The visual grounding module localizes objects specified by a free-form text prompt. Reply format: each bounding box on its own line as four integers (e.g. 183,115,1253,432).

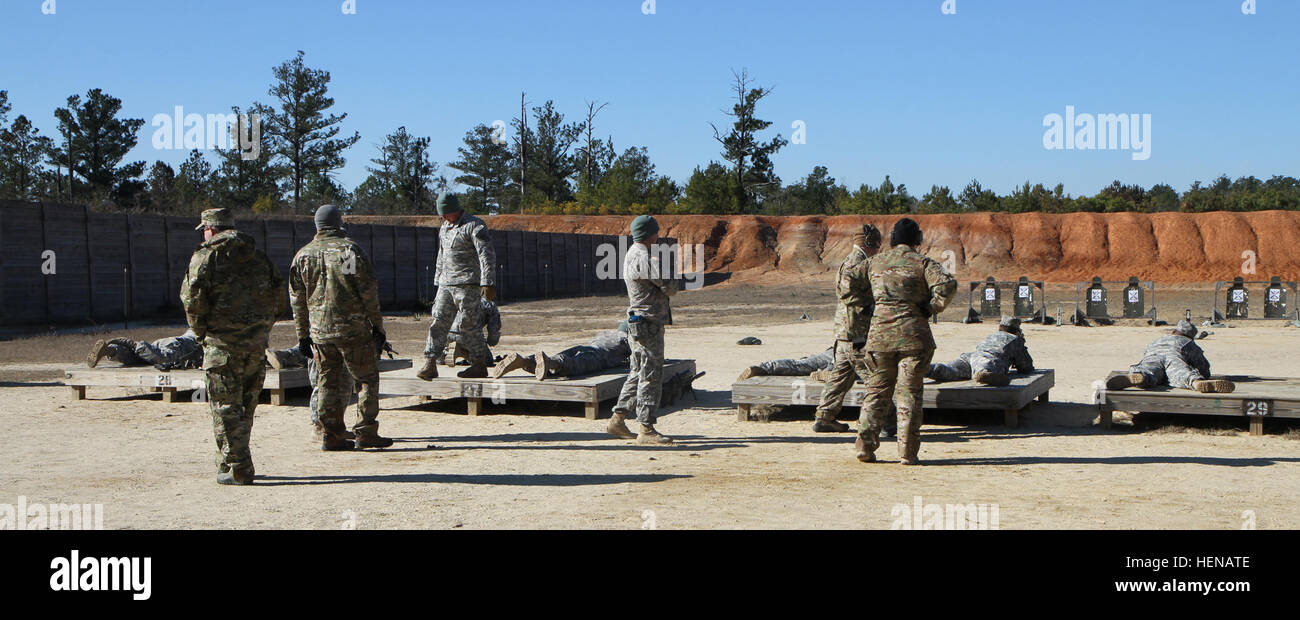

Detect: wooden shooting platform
379,359,697,419
732,369,1055,427
1098,372,1300,437
63,358,413,406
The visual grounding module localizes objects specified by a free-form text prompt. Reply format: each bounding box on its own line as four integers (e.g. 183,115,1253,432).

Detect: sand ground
2,285,1297,529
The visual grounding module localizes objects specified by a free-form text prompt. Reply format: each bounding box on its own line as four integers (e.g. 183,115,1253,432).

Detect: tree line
2,56,1298,217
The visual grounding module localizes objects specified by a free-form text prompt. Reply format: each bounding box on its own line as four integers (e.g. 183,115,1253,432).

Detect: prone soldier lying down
927,316,1033,387
87,330,203,370
1106,320,1235,394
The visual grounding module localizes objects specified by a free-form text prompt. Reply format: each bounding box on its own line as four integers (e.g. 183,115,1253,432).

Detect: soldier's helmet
1174,319,1197,338
999,316,1022,334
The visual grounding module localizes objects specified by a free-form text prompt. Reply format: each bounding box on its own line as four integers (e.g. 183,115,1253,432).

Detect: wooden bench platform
732,369,1055,427
379,359,697,419
64,358,414,406
1098,372,1300,436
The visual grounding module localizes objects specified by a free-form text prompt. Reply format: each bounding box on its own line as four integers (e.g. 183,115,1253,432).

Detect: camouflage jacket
146,330,204,369
289,228,383,343
974,331,1035,372
623,242,676,325
865,244,958,351
588,329,632,357
180,230,285,352
436,214,496,287
451,297,502,346
1139,335,1211,377
833,245,873,341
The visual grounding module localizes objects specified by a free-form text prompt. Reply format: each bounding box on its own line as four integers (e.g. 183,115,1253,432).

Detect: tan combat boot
354,426,394,449
606,413,638,439
855,434,877,463
416,357,439,381
1193,379,1236,394
265,349,290,369
216,469,254,486
87,339,109,368
736,366,764,382
637,423,675,445
974,371,1011,387
1106,373,1146,390
492,353,535,379
534,352,555,381
812,414,850,433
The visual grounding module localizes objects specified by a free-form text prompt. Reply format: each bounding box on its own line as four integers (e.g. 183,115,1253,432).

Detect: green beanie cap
437,193,462,216
630,215,659,242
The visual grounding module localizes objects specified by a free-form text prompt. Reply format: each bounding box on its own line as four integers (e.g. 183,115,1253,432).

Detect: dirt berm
349,211,1300,284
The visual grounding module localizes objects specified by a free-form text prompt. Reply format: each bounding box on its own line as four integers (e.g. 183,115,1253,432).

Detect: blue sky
2,0,1296,197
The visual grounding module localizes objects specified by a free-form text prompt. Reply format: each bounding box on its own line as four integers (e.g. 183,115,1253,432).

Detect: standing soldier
180,208,284,486
418,193,497,380
855,218,957,465
812,224,882,433
607,215,677,445
289,204,392,451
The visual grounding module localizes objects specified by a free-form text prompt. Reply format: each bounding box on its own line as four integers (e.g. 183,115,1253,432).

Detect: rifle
661,369,706,406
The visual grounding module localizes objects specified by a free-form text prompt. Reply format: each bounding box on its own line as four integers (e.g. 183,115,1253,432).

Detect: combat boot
855,434,876,463
606,412,638,439
321,433,355,451
1105,373,1146,390
637,424,675,445
265,348,290,369
354,426,394,449
416,357,439,381
534,352,555,381
736,366,764,382
812,415,850,433
1193,379,1236,394
973,371,1011,387
491,353,536,379
216,469,254,486
457,363,489,379
87,339,110,368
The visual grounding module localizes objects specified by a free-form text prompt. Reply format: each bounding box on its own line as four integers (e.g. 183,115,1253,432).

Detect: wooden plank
732,370,1056,415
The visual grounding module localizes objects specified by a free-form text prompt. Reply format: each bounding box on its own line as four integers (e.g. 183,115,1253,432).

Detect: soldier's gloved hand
481,285,497,302
299,338,314,359
372,326,387,348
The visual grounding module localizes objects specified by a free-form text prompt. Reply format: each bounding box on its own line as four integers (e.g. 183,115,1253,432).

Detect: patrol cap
1174,319,1197,338
195,208,235,230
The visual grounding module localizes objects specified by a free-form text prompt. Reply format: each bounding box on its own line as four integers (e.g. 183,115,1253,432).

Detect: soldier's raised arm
924,258,959,315
180,252,211,341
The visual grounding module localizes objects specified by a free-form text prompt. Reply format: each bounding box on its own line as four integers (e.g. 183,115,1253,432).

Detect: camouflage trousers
928,351,1009,382
1130,355,1205,390
424,284,491,365
313,335,380,437
308,357,355,426
205,346,266,476
613,320,665,425
551,344,629,378
859,349,934,462
759,348,834,376
106,342,147,366
814,341,897,428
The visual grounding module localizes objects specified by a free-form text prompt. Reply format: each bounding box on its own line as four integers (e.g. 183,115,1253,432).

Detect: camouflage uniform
1128,334,1211,390
759,346,835,376
929,331,1034,382
102,331,203,369
546,330,631,378
815,244,873,420
180,230,284,478
270,344,355,424
614,242,676,424
448,297,502,360
289,228,384,439
858,245,958,461
424,214,496,365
